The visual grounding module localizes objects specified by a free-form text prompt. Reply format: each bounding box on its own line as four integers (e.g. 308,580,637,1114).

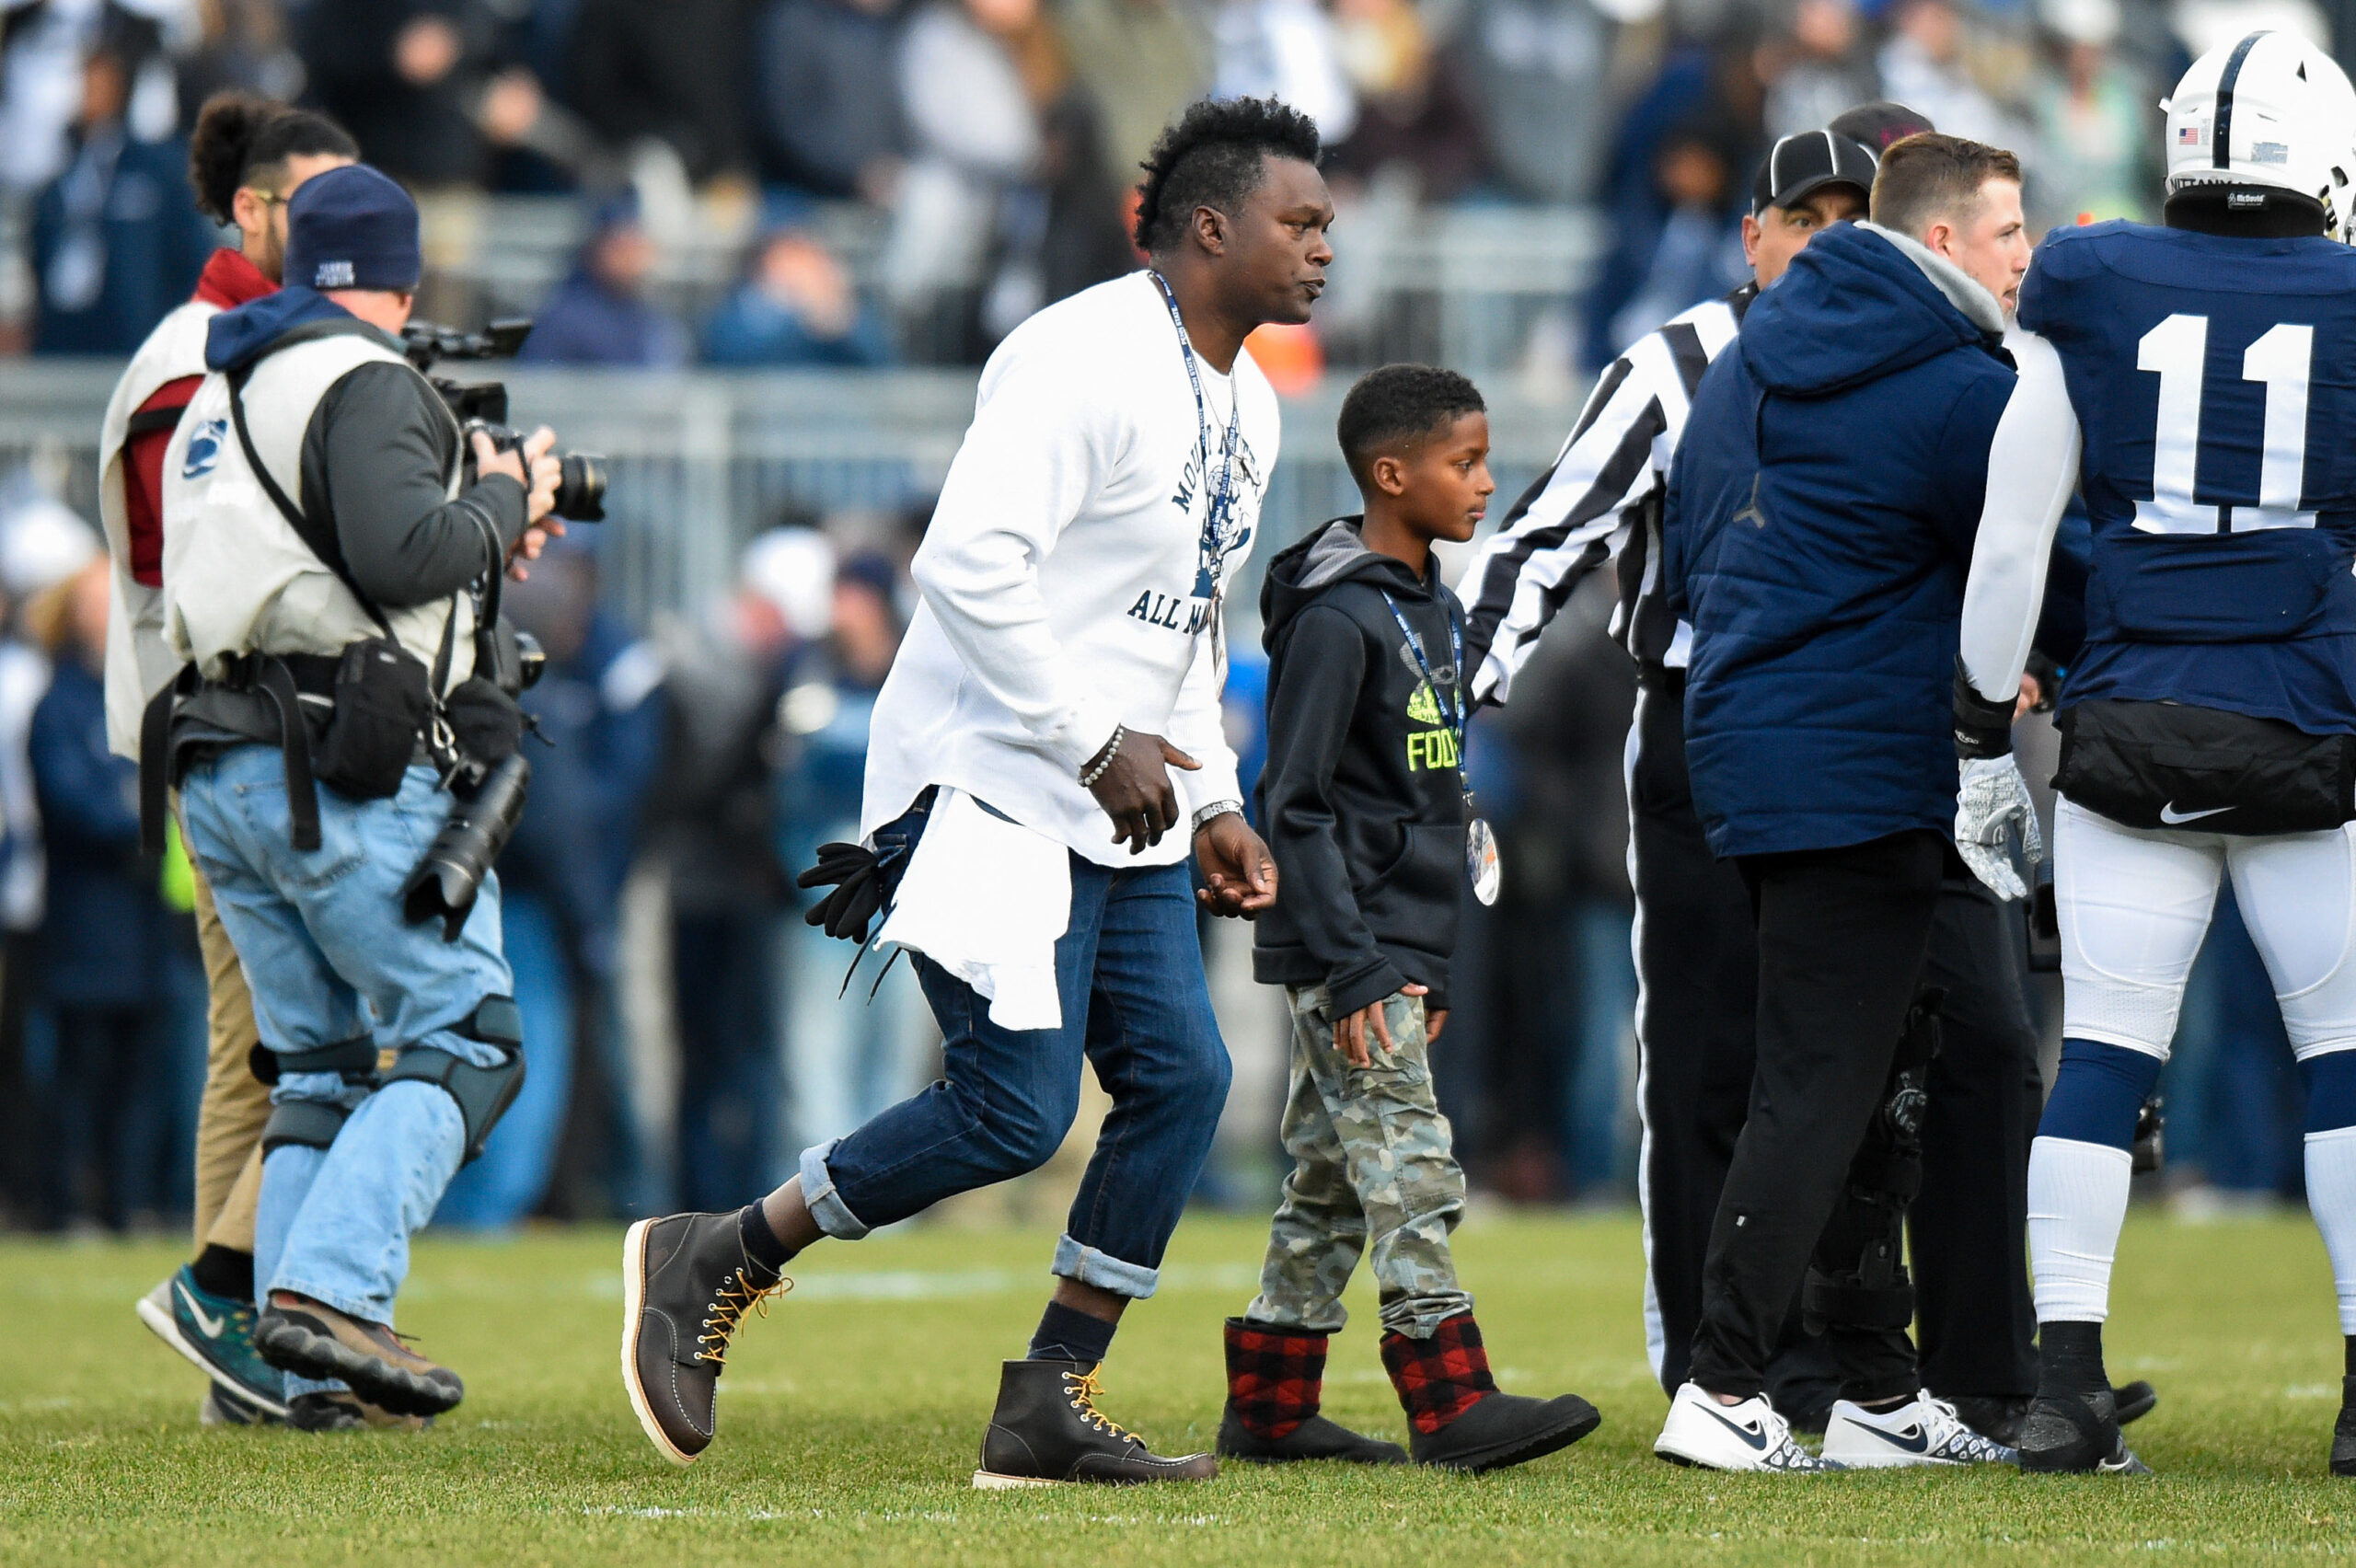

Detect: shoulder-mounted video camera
400,317,608,523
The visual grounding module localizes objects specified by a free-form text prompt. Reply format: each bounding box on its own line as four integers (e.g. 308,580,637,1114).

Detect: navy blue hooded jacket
1664,221,2015,859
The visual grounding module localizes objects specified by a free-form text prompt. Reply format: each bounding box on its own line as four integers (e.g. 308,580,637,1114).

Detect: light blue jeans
179,747,512,1395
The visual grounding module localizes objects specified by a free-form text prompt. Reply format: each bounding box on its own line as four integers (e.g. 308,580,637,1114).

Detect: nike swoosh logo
1858,1423,1931,1454
2158,802,2234,824
1696,1402,1770,1450
176,1280,227,1340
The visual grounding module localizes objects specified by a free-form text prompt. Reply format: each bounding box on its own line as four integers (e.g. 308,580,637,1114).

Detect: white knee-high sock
2028,1136,2135,1323
2305,1127,2356,1335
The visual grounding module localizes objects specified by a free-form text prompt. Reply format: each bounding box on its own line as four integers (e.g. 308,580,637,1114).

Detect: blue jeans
800,853,1231,1299
179,747,512,1387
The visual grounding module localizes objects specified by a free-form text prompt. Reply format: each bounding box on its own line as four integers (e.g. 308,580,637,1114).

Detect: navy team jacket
1664,221,2015,859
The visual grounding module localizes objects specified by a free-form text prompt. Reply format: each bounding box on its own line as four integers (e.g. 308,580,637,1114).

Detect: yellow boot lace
694,1269,791,1366
1062,1369,1137,1442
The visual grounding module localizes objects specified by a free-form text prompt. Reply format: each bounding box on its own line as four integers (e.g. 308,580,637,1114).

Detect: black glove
797,841,885,941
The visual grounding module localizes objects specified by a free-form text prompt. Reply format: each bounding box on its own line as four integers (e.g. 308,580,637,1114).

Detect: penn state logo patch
314,259,356,288
180,419,227,479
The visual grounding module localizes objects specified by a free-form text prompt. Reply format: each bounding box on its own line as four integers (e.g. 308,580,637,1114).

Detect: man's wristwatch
1191,800,1243,833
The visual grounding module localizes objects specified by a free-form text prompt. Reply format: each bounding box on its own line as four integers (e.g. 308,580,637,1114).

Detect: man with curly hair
619,96,1334,1486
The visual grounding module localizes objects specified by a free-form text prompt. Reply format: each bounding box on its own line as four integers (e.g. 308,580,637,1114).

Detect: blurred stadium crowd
0,0,2333,1234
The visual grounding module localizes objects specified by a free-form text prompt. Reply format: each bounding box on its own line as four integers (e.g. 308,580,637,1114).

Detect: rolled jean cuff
1052,1233,1158,1299
799,1139,872,1241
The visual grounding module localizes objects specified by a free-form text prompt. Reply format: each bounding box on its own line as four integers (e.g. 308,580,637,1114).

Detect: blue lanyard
1380,589,1466,760
1149,271,1241,566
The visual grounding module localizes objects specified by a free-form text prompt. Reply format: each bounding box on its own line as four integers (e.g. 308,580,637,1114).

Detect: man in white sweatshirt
621,96,1333,1485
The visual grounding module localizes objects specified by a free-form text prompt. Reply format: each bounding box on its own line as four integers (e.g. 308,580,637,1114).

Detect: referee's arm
1456,343,1671,708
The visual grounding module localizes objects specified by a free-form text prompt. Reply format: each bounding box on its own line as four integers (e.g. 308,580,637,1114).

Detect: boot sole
135,1292,291,1419
972,1471,1064,1489
1428,1405,1602,1473
254,1317,459,1418
619,1218,701,1468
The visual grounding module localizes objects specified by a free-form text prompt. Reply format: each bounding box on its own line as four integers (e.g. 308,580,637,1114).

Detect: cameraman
158,165,560,1423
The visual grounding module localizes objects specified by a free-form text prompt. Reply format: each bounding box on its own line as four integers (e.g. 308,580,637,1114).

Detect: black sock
2039,1320,2107,1399
737,1205,793,1275
189,1245,253,1304
1028,1300,1116,1366
2344,1335,2355,1382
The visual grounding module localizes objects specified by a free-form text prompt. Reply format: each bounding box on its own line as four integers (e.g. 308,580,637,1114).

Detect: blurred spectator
174,0,307,114
1584,31,1762,370
1606,119,1748,351
1760,0,1875,139
752,0,907,201
981,87,1137,340
1452,0,1612,204
2029,0,2154,225
0,484,98,1228
436,541,666,1228
293,0,500,186
1057,0,1213,190
1875,0,2023,151
1,0,176,198
881,0,1048,319
776,551,929,1150
518,197,691,366
563,0,750,186
30,25,215,354
644,525,829,1208
1212,0,1357,143
29,553,200,1230
704,223,895,366
1322,0,1491,201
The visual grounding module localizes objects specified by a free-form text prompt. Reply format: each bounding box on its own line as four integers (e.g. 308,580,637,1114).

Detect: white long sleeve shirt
861,270,1276,867
1958,327,2081,707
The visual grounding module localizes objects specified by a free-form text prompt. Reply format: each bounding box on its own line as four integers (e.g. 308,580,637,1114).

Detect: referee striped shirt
1461,283,1754,705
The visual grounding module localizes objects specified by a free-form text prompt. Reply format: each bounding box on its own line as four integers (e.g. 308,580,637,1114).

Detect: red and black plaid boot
1380,1312,1600,1471
1216,1319,1406,1464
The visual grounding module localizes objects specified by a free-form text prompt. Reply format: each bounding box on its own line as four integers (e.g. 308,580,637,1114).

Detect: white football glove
1955,754,2045,902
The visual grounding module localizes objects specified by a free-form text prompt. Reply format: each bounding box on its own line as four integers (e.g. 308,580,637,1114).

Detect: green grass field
6,1209,2355,1565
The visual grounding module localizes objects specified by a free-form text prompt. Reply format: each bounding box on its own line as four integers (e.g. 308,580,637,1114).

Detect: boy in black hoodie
1217,365,1601,1471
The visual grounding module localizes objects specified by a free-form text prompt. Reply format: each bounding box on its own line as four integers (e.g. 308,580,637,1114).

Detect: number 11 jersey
2018,219,2356,734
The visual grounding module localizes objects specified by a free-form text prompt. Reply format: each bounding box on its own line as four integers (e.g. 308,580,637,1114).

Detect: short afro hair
1336,364,1486,489
1134,96,1322,254
188,93,358,224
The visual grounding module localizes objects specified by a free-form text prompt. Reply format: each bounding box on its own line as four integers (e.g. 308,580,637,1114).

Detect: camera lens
553,453,607,522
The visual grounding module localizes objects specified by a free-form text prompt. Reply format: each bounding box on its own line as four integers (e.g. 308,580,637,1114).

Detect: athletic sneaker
199,1386,264,1427
2017,1387,2153,1475
620,1212,788,1466
286,1390,433,1433
136,1267,290,1419
1820,1392,2019,1468
2330,1375,2356,1477
1655,1382,1842,1472
1946,1379,2156,1447
256,1294,463,1417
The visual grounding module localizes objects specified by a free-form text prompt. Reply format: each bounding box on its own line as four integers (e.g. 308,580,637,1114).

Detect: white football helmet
2163,29,2356,239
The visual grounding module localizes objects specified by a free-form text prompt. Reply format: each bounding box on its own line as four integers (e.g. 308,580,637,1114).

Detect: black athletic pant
1687,828,1946,1403
1629,681,2039,1404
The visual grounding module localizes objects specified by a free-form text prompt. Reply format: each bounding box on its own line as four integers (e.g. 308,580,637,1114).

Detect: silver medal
1467,815,1501,906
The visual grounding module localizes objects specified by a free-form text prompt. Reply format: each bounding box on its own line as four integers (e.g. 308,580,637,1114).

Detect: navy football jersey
2018,220,2356,733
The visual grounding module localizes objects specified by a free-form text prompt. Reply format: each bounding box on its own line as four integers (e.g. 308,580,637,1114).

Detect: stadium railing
0,362,1585,631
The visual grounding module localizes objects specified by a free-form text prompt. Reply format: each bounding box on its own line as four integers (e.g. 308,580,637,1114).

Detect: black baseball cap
1751,129,1881,216
1827,100,1936,154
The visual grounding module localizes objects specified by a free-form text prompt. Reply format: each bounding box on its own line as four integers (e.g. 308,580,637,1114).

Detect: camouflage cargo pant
1243,986,1472,1338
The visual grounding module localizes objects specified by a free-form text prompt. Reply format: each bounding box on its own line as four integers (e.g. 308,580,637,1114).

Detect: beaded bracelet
1077,724,1127,789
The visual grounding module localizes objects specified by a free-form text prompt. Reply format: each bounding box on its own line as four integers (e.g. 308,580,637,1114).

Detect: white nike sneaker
1820,1391,2019,1468
1656,1382,1842,1472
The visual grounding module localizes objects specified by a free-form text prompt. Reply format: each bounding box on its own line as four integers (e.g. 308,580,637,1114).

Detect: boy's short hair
1869,133,2022,241
1336,364,1486,490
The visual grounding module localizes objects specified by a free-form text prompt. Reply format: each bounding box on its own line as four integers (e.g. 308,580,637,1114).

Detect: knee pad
2303,1048,2356,1135
261,1099,352,1156
2038,1037,2163,1151
380,997,525,1164
249,1035,380,1087
1803,992,1943,1335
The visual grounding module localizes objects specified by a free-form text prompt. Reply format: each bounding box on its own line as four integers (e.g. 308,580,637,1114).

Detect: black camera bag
2054,696,2356,836
308,637,433,800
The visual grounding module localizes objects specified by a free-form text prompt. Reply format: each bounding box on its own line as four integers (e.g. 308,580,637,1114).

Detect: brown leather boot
974,1360,1218,1486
